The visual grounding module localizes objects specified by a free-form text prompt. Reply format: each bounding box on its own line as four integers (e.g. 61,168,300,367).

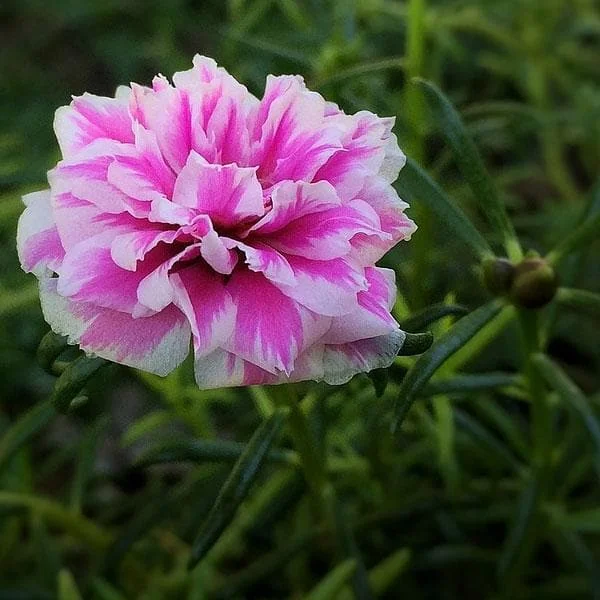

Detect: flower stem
274,385,335,523
501,310,552,594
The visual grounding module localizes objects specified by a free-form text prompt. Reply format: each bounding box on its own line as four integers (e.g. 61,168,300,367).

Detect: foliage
1,0,599,598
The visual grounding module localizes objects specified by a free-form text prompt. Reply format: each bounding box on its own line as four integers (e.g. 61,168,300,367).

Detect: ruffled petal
39,277,190,376
17,191,64,276
321,329,406,385
57,233,173,313
171,264,236,357
223,269,330,374
249,181,385,260
172,152,264,227
323,267,399,344
275,255,367,317
54,92,134,158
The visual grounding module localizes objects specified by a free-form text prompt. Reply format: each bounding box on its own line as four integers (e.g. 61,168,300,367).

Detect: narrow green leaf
368,549,412,596
396,158,493,260
546,212,600,266
422,372,520,396
135,437,297,469
398,331,434,356
305,559,357,600
121,410,174,447
333,496,374,600
0,400,55,475
532,354,600,474
58,569,82,600
0,491,111,550
399,303,468,332
392,300,503,431
454,409,523,472
367,368,389,398
36,331,68,373
89,578,127,600
555,288,600,319
497,474,543,588
188,410,285,569
70,416,109,513
31,515,61,589
558,508,600,534
413,78,522,261
51,356,106,413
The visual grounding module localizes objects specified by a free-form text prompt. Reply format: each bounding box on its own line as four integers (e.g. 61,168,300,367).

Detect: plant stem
275,385,334,523
501,310,552,594
405,0,430,307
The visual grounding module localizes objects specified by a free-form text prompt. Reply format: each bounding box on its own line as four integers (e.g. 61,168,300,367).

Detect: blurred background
1,0,599,598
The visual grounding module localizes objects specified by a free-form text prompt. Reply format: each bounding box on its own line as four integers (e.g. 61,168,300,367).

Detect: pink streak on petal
224,269,330,374
171,264,236,356
323,267,399,344
172,152,264,227
17,190,65,276
39,278,190,376
57,234,173,313
275,255,367,317
54,92,134,158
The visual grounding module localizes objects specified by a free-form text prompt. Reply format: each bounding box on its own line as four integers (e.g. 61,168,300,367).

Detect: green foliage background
1,0,599,598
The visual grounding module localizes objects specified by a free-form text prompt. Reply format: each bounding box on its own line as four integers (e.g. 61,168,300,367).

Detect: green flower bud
482,257,515,295
510,257,558,309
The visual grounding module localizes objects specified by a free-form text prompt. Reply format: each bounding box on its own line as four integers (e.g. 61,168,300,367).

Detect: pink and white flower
17,55,416,388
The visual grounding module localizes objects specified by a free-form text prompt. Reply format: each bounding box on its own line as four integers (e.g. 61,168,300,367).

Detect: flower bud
510,257,558,309
482,257,515,295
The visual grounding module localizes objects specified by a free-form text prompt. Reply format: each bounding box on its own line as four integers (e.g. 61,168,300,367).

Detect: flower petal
223,269,330,374
275,255,367,317
39,277,190,376
172,151,264,228
17,190,64,276
57,233,173,313
250,181,385,260
134,83,192,173
321,329,405,385
171,264,236,357
54,92,134,158
250,75,330,186
323,267,399,344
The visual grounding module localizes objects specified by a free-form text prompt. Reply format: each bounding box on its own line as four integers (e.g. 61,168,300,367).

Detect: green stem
0,491,111,550
502,311,552,593
274,385,334,522
405,0,430,307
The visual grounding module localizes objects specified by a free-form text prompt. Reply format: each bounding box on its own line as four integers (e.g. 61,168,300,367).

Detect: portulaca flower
17,55,416,387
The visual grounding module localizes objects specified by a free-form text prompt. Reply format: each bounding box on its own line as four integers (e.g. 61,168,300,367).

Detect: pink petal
275,255,367,317
39,278,190,376
134,83,192,173
135,244,201,314
233,240,295,286
171,264,236,356
49,139,150,218
57,233,173,313
54,92,134,158
320,329,405,385
249,75,329,186
172,56,257,166
111,227,181,271
17,191,65,276
315,112,398,199
223,270,330,374
323,267,399,344
349,176,417,264
250,181,385,260
172,152,264,228
106,125,175,202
